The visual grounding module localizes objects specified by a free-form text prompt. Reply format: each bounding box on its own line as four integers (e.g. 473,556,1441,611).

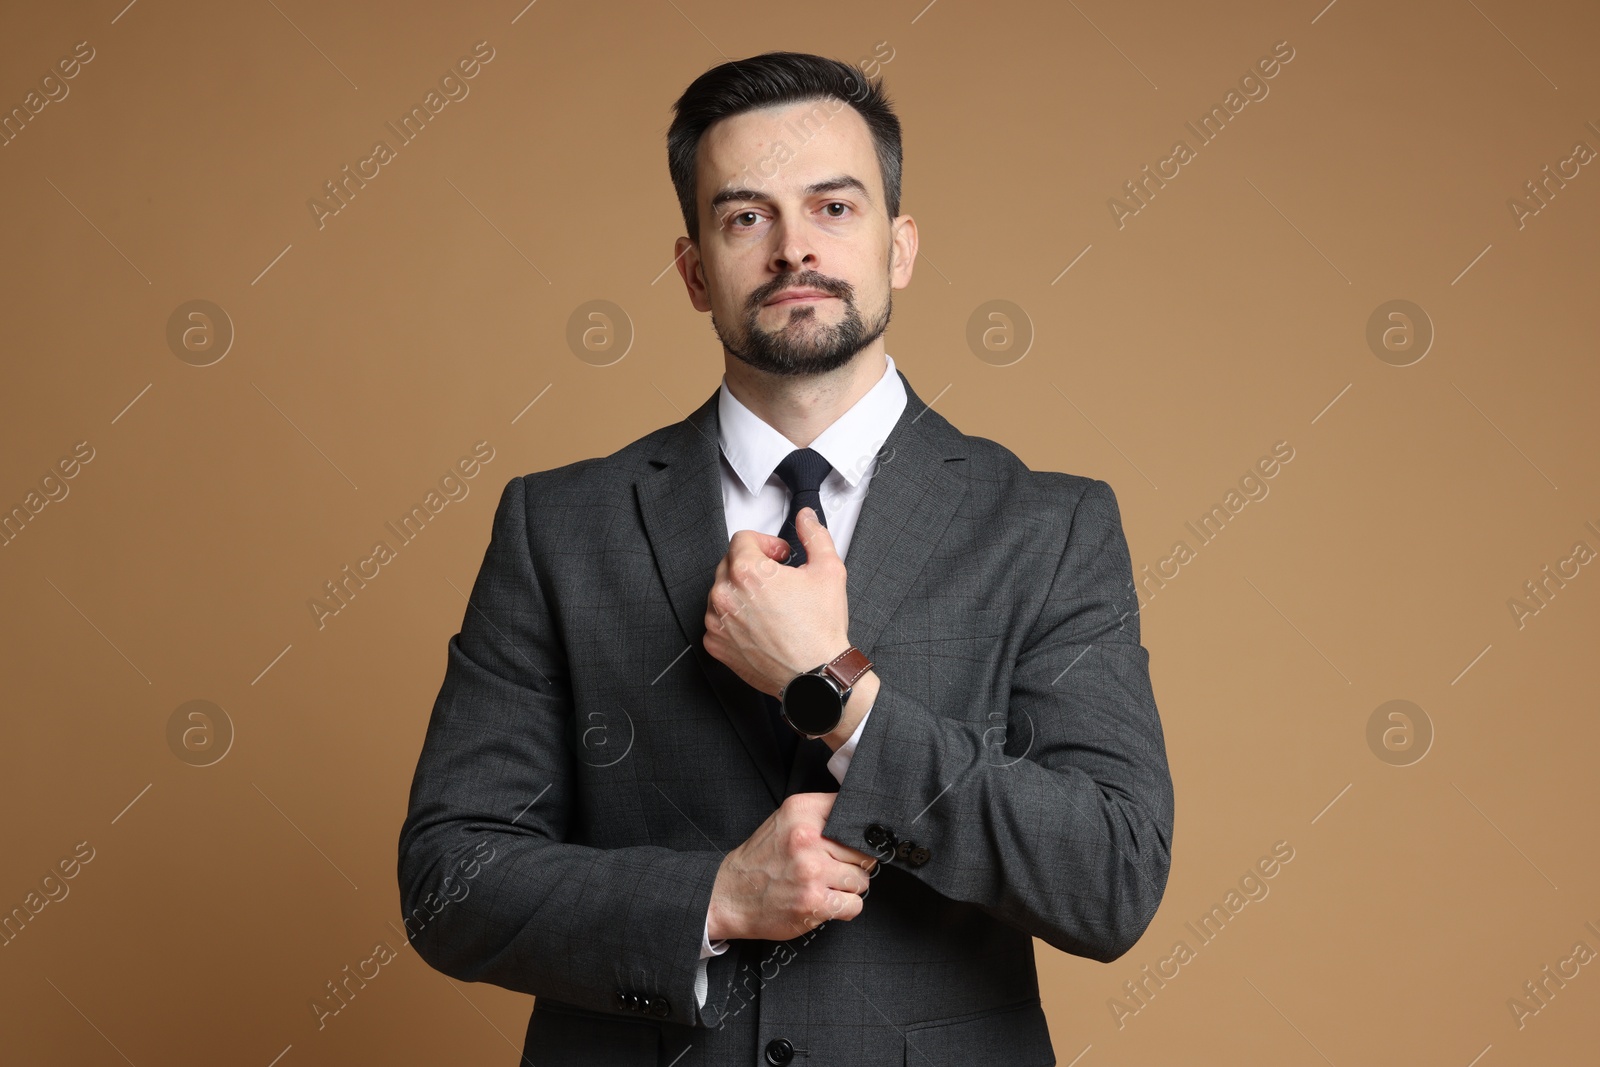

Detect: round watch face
781,672,843,736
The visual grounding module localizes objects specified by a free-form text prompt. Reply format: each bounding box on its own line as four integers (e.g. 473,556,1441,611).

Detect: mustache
750,274,852,309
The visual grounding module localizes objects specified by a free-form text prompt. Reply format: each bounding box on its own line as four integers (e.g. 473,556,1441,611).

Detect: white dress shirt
694,352,908,1008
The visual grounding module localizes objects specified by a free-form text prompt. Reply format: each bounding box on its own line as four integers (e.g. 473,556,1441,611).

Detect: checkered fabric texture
397,369,1174,1066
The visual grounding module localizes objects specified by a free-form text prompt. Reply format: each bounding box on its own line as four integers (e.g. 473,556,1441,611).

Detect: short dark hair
667,51,903,242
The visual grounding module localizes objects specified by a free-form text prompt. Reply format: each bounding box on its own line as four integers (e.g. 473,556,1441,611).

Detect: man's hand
703,506,851,696
707,792,878,942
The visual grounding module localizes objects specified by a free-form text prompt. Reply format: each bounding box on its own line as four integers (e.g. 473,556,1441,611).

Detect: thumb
795,506,837,560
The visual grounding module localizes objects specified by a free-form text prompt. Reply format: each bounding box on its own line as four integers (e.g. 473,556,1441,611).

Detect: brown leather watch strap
821,646,873,691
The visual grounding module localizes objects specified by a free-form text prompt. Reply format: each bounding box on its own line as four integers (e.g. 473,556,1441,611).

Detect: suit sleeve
396,474,733,1026
821,477,1174,963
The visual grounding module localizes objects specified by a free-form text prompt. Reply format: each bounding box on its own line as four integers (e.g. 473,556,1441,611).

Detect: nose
769,216,818,274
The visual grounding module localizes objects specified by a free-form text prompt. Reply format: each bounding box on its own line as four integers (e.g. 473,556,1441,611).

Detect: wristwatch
779,646,874,739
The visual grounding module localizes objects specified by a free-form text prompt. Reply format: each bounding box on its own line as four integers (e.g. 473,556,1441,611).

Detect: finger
789,890,857,939
705,556,730,616
707,577,755,624
795,507,837,561
820,837,878,872
812,814,871,866
790,795,874,871
833,844,878,870
729,528,792,563
788,894,861,939
821,891,864,922
761,534,792,563
704,597,730,633
824,858,873,895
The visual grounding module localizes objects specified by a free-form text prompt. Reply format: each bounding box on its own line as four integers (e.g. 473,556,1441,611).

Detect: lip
765,289,835,307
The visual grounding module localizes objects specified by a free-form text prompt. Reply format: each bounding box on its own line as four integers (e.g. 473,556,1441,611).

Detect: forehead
697,98,880,200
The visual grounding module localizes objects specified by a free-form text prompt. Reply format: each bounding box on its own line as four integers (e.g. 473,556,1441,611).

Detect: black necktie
762,448,832,779
773,447,831,566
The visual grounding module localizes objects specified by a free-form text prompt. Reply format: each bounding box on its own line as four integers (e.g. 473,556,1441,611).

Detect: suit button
651,997,670,1018
864,823,896,851
628,993,643,1012
639,995,653,1014
614,989,628,1011
765,1037,795,1065
895,840,929,867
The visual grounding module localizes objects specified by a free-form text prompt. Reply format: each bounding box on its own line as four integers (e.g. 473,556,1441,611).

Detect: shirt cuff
700,910,730,960
696,907,730,1008
826,706,873,785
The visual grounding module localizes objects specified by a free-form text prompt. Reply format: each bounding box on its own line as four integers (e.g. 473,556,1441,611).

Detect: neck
722,344,888,449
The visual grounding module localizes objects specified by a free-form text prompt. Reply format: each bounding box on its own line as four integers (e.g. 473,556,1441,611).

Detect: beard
713,270,892,378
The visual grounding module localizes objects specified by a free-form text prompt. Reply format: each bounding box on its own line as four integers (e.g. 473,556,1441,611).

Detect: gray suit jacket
397,368,1174,1066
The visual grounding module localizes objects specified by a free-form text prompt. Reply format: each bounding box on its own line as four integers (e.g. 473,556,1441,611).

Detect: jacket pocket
901,998,1054,1067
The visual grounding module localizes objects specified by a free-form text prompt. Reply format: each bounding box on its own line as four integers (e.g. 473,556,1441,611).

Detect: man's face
675,98,915,378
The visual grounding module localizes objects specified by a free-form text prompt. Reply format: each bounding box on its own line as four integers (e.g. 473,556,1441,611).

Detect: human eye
821,202,851,218
728,209,763,229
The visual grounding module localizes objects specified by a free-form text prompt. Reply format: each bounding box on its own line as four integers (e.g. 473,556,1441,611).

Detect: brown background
2,0,1596,1063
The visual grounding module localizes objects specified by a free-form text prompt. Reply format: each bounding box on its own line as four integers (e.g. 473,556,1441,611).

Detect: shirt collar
718,352,907,496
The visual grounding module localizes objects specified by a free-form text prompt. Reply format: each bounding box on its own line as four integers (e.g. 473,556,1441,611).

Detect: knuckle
777,797,805,824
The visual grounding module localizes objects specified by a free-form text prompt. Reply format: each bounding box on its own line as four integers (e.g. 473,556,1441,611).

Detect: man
398,51,1173,1066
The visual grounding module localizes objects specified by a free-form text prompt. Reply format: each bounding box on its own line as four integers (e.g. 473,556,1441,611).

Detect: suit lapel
637,369,971,805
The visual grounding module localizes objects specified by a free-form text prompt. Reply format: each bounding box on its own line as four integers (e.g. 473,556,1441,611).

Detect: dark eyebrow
710,175,873,212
